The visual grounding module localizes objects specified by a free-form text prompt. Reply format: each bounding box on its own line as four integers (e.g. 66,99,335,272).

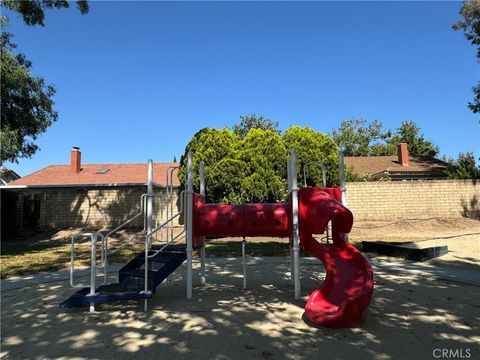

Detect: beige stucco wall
346,180,480,220
15,186,181,230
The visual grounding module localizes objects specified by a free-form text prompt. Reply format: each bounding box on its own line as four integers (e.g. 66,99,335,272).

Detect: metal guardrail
141,188,190,308
70,232,106,312
303,161,331,244
105,193,150,256
68,158,190,312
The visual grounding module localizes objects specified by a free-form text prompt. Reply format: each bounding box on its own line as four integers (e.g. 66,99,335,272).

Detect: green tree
445,152,480,179
387,121,439,157
179,128,240,203
239,129,287,202
232,114,280,139
209,158,247,204
283,126,339,186
1,0,88,26
1,31,58,163
331,118,390,156
331,119,439,158
0,0,89,163
453,0,480,113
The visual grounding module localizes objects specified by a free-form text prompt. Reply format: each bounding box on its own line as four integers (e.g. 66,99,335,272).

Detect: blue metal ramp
59,244,186,308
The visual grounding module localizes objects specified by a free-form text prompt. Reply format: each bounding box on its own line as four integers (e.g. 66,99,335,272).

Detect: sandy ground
1,257,479,360
2,218,479,359
350,218,480,270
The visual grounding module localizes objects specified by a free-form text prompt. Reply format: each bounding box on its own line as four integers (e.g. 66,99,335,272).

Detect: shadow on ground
1,257,479,360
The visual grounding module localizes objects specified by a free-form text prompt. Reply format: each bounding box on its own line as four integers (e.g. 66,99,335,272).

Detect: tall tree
239,128,287,202
445,152,480,179
331,118,391,156
232,114,280,139
179,128,240,203
453,0,480,113
331,119,439,158
387,121,439,157
283,126,339,186
1,30,58,163
0,0,89,164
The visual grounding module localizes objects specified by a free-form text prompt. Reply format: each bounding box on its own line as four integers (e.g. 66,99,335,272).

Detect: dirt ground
1,257,480,360
1,218,479,359
212,218,480,269
350,218,480,270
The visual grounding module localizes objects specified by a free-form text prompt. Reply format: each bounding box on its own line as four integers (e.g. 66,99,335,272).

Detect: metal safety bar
199,161,206,286
165,166,180,243
303,161,331,244
70,232,106,312
288,149,301,300
142,188,190,309
338,149,348,242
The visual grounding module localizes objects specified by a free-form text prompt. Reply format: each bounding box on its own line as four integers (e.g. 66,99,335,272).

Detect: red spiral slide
192,187,374,328
299,188,374,328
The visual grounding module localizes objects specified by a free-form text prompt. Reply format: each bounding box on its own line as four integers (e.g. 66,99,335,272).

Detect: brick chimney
71,147,81,173
397,143,409,167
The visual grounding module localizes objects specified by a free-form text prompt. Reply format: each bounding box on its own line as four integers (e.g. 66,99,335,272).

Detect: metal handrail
108,229,146,256
166,166,180,243
70,232,106,295
146,213,181,258
142,189,190,301
171,230,185,243
145,188,189,257
104,193,151,261
303,161,327,188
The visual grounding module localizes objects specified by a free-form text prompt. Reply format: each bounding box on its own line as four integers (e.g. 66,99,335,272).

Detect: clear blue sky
4,1,479,176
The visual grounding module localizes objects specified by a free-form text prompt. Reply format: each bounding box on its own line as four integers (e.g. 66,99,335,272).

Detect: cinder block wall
16,186,181,230
345,180,480,220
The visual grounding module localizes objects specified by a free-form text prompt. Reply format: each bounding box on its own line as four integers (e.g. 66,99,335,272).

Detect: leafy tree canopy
388,121,439,157
232,114,280,138
1,29,58,163
1,0,88,26
331,118,391,157
0,1,88,164
178,128,239,202
445,152,480,179
239,129,287,202
453,0,480,113
331,119,438,158
180,125,339,203
283,126,339,186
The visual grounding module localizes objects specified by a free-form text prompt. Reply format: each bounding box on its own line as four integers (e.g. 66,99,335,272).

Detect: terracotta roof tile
9,163,180,187
345,156,447,178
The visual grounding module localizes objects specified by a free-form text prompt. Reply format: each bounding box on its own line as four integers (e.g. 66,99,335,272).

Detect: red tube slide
191,189,374,328
299,188,374,328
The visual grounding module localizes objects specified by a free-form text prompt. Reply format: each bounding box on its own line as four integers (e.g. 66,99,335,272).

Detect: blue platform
59,244,187,308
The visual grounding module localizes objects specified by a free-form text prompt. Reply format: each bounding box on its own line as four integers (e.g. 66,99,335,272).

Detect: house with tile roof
345,143,448,181
2,147,181,233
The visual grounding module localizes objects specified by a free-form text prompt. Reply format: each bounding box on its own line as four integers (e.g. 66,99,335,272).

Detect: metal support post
199,161,206,285
147,160,154,250
338,149,349,242
242,237,247,290
89,233,97,313
290,149,301,300
303,161,330,243
186,152,193,299
287,158,294,285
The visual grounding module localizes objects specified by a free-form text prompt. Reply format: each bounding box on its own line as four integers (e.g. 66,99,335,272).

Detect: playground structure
60,149,374,328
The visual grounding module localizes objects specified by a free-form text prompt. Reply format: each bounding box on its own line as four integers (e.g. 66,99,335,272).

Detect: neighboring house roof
345,155,447,180
0,168,21,185
7,163,181,188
